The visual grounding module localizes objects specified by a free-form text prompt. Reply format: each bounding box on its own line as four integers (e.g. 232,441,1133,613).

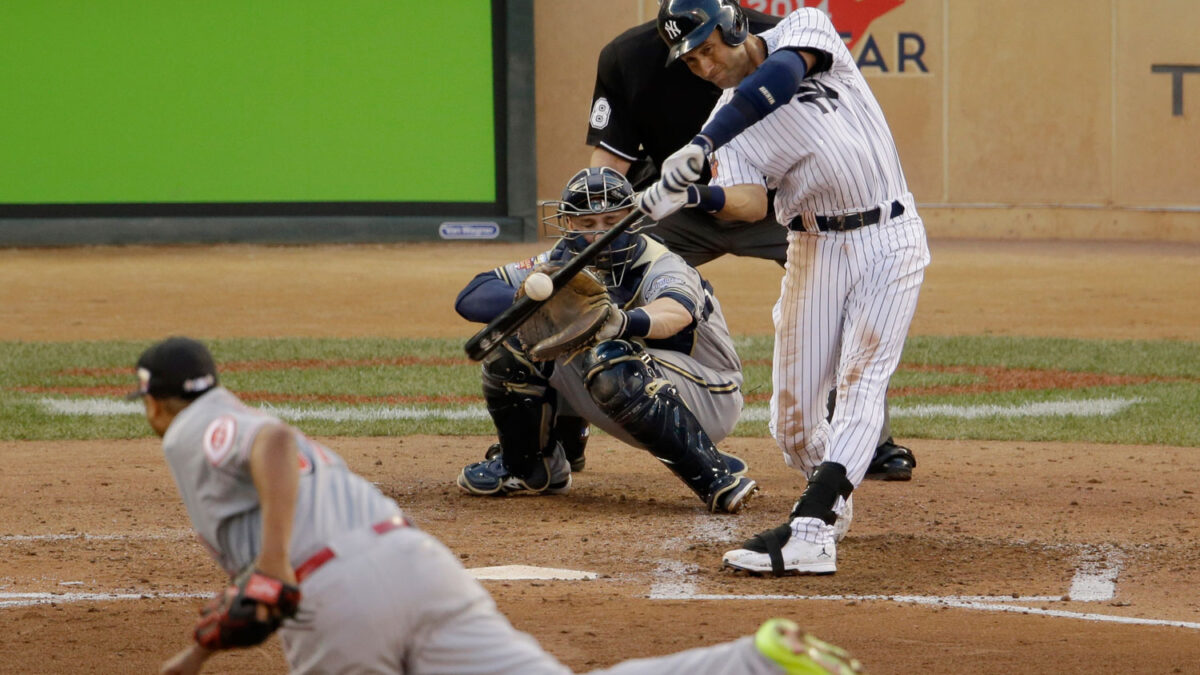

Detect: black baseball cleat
865,438,916,481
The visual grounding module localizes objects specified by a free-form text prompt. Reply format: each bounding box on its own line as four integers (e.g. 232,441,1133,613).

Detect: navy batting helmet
657,0,749,65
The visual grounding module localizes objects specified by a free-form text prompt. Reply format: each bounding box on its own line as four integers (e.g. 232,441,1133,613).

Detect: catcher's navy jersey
161,387,403,575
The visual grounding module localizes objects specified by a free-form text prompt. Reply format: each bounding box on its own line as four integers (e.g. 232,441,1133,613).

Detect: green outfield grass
1,336,1197,446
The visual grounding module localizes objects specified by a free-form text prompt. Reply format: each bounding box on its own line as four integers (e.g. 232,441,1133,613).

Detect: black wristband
622,308,652,338
692,185,726,213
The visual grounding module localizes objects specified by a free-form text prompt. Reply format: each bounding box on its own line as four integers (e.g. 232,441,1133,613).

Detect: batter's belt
294,515,410,582
787,200,905,233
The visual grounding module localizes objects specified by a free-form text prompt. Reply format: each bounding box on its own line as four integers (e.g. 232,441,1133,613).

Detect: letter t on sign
1151,64,1200,116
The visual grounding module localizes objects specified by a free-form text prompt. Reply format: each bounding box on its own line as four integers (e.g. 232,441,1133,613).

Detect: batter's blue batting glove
660,135,712,192
636,181,691,221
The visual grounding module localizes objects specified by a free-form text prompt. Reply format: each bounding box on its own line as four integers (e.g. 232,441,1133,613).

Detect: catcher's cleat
755,618,864,674
457,449,572,496
864,438,915,481
708,475,758,514
723,519,836,576
719,450,748,477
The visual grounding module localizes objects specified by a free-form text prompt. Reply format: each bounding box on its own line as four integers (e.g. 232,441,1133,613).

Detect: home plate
468,565,598,581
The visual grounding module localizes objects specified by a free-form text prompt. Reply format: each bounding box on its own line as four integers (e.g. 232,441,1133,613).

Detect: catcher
132,337,864,675
454,167,758,513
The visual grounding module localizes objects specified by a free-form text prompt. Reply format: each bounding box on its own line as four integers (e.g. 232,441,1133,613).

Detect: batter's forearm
715,184,769,222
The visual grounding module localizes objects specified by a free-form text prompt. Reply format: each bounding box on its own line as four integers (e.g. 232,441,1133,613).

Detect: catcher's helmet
658,0,749,65
541,167,646,288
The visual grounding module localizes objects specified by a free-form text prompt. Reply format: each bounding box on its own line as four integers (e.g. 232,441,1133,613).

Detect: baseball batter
133,337,859,674
586,3,917,482
455,167,757,514
640,1,930,575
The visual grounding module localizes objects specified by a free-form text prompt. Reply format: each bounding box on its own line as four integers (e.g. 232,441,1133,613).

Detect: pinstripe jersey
707,8,910,225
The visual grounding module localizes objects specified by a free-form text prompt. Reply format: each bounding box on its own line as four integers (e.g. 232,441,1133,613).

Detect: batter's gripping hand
637,181,694,221
194,567,301,650
660,136,712,192
516,266,615,361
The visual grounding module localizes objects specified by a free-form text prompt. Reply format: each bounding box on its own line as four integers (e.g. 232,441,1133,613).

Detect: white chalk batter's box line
38,396,1143,422
2,540,1192,631
649,525,1200,631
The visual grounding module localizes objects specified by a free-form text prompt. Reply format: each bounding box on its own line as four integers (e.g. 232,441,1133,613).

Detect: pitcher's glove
194,567,301,650
516,266,620,361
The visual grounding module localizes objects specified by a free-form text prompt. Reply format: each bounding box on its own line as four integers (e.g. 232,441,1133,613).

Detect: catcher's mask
540,167,648,289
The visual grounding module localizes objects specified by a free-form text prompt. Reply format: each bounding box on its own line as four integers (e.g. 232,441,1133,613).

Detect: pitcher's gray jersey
161,387,402,575
708,8,909,225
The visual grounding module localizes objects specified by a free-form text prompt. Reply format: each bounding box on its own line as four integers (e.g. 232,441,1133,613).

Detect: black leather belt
788,200,905,232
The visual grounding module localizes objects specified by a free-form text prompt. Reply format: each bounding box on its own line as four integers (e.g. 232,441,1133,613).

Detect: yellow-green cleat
755,618,864,674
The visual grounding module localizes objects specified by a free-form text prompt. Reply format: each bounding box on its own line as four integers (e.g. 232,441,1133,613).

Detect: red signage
741,0,905,49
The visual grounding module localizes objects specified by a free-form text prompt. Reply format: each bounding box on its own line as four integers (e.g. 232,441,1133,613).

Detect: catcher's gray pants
549,347,744,448
279,525,787,674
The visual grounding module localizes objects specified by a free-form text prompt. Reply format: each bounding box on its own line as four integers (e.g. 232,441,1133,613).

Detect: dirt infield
2,240,1199,673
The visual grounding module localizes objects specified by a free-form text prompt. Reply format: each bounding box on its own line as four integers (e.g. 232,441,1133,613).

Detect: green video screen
0,1,497,207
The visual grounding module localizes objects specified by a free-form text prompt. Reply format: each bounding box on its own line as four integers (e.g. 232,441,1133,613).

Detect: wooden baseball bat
463,208,647,362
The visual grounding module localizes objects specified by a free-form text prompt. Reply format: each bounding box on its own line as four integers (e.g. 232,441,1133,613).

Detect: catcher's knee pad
583,340,734,506
482,340,555,476
582,339,660,425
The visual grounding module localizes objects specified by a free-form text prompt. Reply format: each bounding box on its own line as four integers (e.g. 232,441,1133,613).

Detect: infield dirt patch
1,240,1198,674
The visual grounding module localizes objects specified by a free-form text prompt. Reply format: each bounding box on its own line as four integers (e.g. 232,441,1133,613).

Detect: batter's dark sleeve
585,41,641,161
455,271,516,324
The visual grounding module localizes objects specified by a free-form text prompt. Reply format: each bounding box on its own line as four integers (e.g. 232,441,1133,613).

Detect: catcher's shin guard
481,340,556,480
553,415,589,472
583,340,755,512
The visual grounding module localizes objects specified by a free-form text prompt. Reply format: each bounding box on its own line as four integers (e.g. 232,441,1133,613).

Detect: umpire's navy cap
126,336,218,400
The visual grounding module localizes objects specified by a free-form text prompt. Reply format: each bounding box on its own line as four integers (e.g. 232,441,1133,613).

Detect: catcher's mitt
194,567,301,650
516,266,619,361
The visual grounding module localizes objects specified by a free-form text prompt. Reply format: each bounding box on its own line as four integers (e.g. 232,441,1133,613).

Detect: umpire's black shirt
585,9,781,188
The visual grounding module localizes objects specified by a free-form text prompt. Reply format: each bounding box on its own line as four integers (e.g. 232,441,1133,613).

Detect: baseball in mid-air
524,272,554,301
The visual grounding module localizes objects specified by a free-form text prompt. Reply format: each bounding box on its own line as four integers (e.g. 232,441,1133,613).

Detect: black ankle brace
790,462,854,525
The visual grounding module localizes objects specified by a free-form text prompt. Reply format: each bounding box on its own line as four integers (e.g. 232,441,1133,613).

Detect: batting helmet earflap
657,0,749,65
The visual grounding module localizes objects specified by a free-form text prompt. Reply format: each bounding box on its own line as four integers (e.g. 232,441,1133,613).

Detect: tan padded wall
1115,0,1200,205
534,1,648,203
533,1,1200,240
948,0,1112,204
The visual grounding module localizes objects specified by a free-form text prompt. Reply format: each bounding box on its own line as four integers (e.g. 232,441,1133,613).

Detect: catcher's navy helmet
541,168,646,288
557,167,635,216
658,0,749,65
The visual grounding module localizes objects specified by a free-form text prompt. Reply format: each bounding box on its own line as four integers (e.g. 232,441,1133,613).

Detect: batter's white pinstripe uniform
708,8,930,544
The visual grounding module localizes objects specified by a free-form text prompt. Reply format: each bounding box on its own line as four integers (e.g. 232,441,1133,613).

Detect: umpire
584,5,917,480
